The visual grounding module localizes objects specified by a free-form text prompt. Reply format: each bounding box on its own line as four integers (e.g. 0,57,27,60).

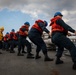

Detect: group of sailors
0,11,76,70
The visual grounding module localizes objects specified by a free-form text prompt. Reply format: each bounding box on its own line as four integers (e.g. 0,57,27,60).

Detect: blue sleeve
38,22,50,33
21,28,26,32
56,19,75,33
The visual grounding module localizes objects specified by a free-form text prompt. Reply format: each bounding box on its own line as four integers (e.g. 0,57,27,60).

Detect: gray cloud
0,0,76,29
0,0,76,14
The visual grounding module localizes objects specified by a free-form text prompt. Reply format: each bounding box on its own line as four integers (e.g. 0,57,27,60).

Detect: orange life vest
19,25,29,36
3,36,7,41
32,23,43,33
9,32,15,40
13,33,18,40
32,19,44,33
50,17,67,33
3,34,9,41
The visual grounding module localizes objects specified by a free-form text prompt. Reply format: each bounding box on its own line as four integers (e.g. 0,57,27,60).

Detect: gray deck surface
0,48,76,75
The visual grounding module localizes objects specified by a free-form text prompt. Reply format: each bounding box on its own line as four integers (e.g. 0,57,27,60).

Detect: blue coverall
51,19,76,63
28,22,53,61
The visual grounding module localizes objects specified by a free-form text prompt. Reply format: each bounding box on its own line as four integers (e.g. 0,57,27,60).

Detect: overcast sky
0,0,76,35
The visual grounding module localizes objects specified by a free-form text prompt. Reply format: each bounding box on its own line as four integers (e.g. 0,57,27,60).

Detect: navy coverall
28,22,50,56
18,26,32,56
51,19,76,63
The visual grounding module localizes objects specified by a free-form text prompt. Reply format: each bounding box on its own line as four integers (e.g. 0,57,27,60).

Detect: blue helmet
11,29,15,32
54,12,63,17
24,22,30,26
44,20,48,27
6,32,9,34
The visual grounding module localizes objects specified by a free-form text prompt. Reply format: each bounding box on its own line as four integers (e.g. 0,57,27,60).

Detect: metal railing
42,33,76,51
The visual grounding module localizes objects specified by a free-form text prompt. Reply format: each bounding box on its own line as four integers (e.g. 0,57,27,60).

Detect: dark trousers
18,36,31,53
9,40,18,51
2,41,7,49
6,41,10,50
28,34,47,55
52,32,76,63
0,41,3,49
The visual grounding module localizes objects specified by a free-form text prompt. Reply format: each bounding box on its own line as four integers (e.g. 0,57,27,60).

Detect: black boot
35,55,41,59
10,50,15,53
72,63,76,70
44,53,53,61
28,53,34,56
0,52,2,54
35,52,41,59
55,58,64,64
22,51,27,54
27,53,34,59
44,57,53,61
17,53,24,56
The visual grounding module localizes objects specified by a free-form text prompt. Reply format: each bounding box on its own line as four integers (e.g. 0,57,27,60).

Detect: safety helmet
11,29,15,32
6,32,9,34
0,26,4,31
44,20,48,27
54,12,63,17
24,22,30,26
